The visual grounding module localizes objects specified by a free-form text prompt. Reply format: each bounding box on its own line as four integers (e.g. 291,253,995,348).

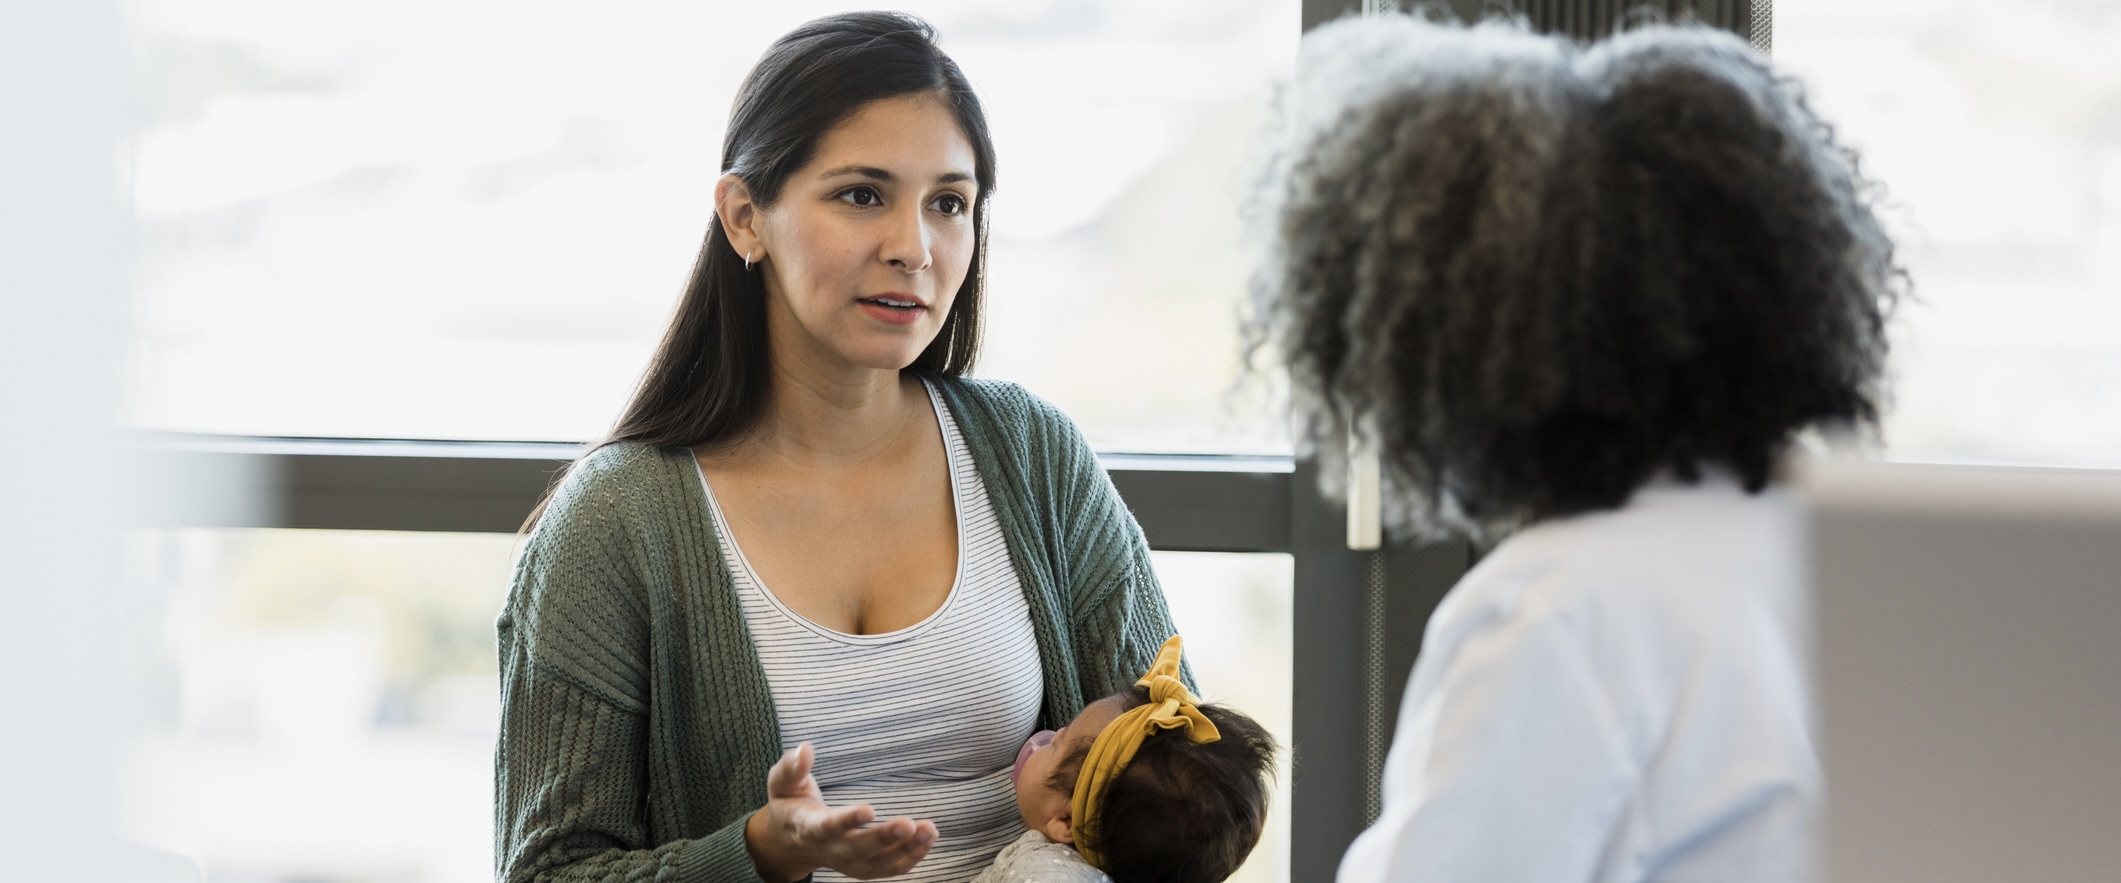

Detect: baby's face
1010,694,1130,838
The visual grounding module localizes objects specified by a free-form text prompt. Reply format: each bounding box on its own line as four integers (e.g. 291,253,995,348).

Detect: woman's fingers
766,743,818,799
836,819,936,880
811,803,876,838
758,743,937,878
873,823,937,877
765,748,799,796
841,816,934,855
876,820,937,862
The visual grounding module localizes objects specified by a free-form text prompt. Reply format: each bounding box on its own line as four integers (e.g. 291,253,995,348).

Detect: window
119,530,1294,883
130,0,1296,453
1777,0,2121,468
123,529,513,882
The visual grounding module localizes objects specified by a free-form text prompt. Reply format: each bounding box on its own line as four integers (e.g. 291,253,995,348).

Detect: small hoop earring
743,252,755,272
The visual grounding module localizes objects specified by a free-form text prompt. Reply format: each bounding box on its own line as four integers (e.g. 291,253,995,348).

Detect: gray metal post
1286,459,1379,882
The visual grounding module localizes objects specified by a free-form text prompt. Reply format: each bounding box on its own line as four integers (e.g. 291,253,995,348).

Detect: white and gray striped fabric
696,381,1045,883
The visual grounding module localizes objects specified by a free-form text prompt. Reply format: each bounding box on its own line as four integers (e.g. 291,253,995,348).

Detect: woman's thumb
767,742,813,796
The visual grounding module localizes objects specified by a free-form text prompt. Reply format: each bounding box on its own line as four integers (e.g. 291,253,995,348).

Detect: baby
975,636,1278,883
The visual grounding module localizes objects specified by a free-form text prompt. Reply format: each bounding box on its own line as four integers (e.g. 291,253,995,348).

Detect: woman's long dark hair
524,12,995,530
617,11,993,449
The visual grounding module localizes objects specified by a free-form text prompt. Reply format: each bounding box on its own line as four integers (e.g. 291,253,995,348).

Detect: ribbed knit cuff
676,815,788,883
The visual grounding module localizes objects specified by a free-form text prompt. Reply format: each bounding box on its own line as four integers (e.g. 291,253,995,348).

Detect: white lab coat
1339,472,1819,883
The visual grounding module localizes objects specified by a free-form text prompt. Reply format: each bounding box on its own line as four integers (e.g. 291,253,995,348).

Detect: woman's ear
1038,808,1075,846
715,173,765,264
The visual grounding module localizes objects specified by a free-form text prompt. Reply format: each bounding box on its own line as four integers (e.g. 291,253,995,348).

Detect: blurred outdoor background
112,0,2121,881
1777,0,2121,468
126,0,1293,451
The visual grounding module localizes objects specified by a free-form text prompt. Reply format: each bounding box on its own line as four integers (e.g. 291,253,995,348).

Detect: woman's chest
743,534,1045,787
733,525,1046,882
709,460,960,635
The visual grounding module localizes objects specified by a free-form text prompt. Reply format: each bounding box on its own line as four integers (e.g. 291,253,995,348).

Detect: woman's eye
838,186,882,208
931,193,968,216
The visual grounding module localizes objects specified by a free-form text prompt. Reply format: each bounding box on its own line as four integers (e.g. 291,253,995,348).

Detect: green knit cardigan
494,378,1189,883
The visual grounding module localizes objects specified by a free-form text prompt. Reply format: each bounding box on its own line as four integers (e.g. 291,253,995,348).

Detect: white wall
0,0,130,877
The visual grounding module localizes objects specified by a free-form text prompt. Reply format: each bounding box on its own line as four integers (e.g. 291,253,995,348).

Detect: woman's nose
881,206,932,273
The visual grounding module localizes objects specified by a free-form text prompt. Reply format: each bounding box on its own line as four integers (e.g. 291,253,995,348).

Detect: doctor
1247,16,1902,882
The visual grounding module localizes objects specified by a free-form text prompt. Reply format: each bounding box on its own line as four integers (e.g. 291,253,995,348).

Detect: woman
495,13,1186,883
1248,15,1900,883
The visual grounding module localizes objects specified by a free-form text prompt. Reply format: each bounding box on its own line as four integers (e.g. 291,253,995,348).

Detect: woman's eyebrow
819,165,891,181
817,165,975,186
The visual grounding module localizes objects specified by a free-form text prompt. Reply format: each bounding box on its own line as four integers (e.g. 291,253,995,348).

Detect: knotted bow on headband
1070,635,1221,870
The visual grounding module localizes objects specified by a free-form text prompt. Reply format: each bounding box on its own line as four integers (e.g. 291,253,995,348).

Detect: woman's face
749,93,979,375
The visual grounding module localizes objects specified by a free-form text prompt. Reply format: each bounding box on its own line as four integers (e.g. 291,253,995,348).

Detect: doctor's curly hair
1245,15,1903,541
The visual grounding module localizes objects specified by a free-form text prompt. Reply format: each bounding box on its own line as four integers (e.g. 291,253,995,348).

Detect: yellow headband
1070,635,1221,870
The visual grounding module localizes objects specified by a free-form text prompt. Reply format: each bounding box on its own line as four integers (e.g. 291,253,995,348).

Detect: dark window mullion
133,437,1298,552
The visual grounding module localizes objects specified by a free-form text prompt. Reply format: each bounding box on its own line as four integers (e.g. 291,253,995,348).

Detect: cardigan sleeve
494,463,773,883
1020,394,1197,699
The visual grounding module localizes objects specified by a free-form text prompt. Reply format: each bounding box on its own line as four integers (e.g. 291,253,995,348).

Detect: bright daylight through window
1778,0,2121,468
128,0,1297,453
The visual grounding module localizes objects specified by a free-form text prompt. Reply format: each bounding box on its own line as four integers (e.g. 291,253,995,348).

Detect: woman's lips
857,296,927,325
1011,729,1055,786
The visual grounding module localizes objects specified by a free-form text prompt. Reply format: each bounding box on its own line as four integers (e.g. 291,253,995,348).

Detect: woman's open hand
745,742,939,882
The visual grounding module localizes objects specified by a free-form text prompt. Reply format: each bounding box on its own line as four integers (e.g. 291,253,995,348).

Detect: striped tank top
696,381,1044,883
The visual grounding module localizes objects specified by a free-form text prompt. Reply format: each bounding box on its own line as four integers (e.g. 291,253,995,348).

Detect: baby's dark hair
1047,685,1279,883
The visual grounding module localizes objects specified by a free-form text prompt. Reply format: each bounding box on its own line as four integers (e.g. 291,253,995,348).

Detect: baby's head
1009,652,1278,883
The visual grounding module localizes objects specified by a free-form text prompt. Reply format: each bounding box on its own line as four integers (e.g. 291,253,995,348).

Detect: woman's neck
749,357,923,469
